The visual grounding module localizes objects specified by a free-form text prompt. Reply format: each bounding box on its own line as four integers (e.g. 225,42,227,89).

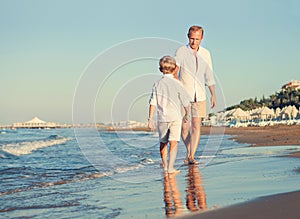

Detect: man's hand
183,114,190,123
208,85,216,109
211,94,216,109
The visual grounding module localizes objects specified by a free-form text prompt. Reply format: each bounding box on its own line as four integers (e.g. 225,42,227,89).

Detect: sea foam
1,135,72,156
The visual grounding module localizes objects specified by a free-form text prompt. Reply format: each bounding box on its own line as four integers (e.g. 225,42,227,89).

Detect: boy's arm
148,104,156,130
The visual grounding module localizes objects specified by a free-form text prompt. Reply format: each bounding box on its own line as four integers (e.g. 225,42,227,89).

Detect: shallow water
0,128,299,218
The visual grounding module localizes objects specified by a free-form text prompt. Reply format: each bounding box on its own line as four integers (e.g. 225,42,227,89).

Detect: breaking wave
1,135,72,156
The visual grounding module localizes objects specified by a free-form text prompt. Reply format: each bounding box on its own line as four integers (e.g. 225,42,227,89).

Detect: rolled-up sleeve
205,65,216,86
175,47,184,68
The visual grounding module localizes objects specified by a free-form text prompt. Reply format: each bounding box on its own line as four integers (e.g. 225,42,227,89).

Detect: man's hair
188,25,204,37
159,56,176,74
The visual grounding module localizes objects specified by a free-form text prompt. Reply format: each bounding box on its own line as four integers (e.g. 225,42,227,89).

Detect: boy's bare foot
168,169,180,175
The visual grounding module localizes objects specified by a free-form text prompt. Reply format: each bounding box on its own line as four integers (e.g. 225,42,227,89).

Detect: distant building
13,117,61,129
281,80,300,90
106,120,147,130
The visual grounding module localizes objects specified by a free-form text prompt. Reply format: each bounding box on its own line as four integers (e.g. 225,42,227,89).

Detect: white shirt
149,74,192,122
175,45,216,101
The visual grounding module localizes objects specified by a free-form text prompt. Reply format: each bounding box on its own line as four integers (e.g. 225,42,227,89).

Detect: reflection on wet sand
186,165,207,212
163,173,183,217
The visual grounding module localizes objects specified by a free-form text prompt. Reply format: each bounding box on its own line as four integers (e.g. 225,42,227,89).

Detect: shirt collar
187,44,201,54
162,74,174,78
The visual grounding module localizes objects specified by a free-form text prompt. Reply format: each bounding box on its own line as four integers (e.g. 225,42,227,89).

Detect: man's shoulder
198,46,212,64
199,46,211,55
176,45,189,53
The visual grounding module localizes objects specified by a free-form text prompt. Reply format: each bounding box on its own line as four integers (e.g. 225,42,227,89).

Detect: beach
202,124,300,148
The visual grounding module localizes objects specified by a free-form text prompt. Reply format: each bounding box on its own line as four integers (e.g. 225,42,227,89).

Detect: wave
114,164,145,173
0,163,148,197
0,135,72,156
0,202,80,213
0,171,105,197
0,150,16,159
140,158,155,164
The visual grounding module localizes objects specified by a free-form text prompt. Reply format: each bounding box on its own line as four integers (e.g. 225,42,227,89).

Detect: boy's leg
158,122,169,172
160,142,168,172
168,141,180,174
168,121,182,174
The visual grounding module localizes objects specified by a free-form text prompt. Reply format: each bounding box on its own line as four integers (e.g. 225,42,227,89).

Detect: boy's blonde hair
159,56,176,74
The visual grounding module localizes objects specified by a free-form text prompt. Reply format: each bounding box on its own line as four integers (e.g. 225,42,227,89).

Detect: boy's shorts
191,101,206,118
158,121,182,143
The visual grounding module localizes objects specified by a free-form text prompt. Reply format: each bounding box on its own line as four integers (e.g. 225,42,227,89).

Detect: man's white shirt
175,45,216,102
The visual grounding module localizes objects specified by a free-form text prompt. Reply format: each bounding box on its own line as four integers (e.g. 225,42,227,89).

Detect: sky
0,0,299,124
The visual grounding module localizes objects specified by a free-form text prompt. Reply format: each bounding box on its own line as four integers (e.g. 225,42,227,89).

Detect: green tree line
226,87,300,111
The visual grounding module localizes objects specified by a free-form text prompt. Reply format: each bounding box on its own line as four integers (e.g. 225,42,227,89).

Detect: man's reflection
186,165,207,212
163,173,183,217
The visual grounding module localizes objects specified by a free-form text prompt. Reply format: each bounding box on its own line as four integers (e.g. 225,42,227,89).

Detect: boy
148,56,191,174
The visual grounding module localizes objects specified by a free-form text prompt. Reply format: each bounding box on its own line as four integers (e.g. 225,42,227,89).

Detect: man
175,25,216,164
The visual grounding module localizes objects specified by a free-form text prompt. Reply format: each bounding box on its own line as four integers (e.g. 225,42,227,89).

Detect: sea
0,128,299,219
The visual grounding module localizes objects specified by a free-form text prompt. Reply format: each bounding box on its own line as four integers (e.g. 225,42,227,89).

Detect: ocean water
0,128,299,218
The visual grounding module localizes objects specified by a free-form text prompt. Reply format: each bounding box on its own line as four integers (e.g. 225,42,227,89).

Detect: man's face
188,30,203,51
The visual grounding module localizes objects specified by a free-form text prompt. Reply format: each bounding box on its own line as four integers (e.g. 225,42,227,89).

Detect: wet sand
179,190,300,219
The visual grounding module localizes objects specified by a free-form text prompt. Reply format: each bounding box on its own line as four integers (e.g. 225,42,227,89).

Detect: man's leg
181,119,191,163
160,142,168,172
189,117,202,162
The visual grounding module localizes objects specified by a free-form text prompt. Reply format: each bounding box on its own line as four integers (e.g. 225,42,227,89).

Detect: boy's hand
148,118,155,131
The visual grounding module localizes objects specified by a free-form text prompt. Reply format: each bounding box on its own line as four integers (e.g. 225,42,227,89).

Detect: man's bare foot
188,158,199,165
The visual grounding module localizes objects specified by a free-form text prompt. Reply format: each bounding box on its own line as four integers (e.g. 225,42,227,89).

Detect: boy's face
188,30,203,51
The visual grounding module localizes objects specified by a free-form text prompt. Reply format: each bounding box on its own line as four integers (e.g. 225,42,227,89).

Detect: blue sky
1,0,299,124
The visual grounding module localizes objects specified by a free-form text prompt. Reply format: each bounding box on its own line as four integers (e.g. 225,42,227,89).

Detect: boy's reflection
163,173,183,217
186,165,207,212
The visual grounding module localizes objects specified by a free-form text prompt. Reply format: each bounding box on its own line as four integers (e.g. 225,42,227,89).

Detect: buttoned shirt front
175,45,216,102
149,74,191,122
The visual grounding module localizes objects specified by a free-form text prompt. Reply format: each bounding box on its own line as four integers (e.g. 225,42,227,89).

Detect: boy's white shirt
149,74,192,122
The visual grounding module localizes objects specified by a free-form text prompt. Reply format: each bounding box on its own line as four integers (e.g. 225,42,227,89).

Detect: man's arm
208,85,216,109
183,105,191,123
